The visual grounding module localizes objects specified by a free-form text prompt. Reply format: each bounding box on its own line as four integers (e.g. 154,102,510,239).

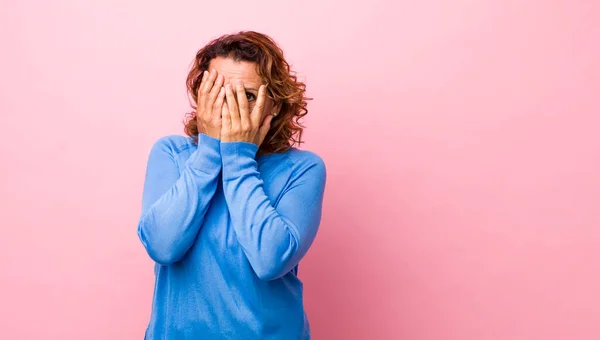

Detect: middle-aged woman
137,31,327,339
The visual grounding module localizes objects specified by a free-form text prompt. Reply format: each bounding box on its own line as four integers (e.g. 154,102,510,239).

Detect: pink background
1,0,599,339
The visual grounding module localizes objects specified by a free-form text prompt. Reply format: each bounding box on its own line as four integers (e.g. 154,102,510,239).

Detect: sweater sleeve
220,141,327,281
137,134,222,265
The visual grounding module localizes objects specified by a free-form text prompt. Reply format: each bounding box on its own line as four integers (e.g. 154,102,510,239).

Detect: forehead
208,57,262,85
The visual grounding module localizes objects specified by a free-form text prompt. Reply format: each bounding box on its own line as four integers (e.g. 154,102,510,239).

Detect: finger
197,70,208,95
221,101,231,132
207,73,224,109
225,83,240,128
196,70,208,106
257,114,274,145
199,69,218,104
211,86,225,127
213,86,225,114
251,85,267,126
235,80,250,128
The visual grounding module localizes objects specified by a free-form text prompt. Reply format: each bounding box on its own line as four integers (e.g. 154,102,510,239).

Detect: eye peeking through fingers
246,92,256,101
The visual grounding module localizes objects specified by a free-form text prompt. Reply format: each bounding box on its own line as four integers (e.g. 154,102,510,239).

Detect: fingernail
237,80,242,85
226,84,231,89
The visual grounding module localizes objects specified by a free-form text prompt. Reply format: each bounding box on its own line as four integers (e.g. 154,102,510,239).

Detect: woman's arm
137,134,221,265
220,141,327,281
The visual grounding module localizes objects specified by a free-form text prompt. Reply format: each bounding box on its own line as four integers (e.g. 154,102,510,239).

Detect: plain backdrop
1,0,599,339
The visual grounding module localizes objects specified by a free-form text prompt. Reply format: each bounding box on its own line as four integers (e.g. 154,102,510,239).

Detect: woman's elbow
253,261,291,281
137,222,184,265
144,244,183,265
252,241,299,281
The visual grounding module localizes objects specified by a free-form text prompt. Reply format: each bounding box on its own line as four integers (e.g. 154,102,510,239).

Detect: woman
137,31,327,339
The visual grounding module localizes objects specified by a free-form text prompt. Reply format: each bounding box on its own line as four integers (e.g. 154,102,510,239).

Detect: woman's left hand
221,80,274,146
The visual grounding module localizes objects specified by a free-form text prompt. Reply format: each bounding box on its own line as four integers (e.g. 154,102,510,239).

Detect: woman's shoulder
284,147,326,173
150,134,196,155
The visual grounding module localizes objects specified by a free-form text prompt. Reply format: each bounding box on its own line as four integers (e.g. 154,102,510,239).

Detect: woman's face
207,56,280,122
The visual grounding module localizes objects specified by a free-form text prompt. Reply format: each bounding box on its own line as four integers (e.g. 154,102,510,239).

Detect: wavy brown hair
184,31,311,155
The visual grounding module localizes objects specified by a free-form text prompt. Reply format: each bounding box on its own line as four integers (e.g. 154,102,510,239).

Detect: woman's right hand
196,69,225,140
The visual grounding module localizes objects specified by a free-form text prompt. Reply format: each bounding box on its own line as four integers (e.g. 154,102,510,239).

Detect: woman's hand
221,80,274,146
196,69,226,140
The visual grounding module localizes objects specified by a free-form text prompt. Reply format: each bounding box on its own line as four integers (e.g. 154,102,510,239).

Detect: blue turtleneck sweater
137,133,326,339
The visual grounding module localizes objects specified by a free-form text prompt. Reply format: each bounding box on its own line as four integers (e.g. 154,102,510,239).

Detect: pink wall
1,0,599,339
